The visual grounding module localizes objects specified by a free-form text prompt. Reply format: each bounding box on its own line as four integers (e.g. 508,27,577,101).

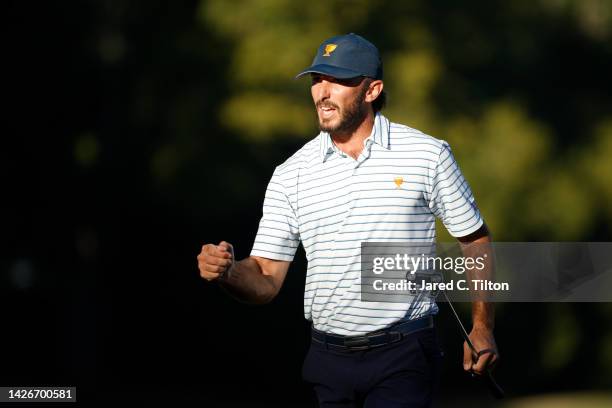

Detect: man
197,33,498,407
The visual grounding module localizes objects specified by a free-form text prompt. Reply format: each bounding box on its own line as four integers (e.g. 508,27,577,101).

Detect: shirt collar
319,112,390,162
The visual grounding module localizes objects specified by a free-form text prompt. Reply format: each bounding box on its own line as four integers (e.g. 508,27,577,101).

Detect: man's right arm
197,241,290,304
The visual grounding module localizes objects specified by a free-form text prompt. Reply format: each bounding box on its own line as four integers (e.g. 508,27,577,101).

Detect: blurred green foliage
501,392,612,408
196,0,612,243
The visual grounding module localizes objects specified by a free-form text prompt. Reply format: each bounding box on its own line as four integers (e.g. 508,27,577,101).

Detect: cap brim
295,64,363,79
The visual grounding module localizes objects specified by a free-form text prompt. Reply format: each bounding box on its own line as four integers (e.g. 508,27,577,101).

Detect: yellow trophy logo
323,44,337,56
394,177,404,188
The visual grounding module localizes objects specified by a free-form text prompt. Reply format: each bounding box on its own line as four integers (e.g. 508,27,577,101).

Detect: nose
313,78,331,103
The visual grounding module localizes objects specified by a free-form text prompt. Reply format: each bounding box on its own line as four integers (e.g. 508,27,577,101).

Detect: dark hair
372,90,386,112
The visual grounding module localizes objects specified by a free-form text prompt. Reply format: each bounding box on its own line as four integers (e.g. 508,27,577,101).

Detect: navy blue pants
302,328,443,408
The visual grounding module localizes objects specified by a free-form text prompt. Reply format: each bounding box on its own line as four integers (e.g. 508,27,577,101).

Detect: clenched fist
197,241,234,281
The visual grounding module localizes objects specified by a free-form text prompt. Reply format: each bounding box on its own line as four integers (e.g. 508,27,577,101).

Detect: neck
331,111,376,159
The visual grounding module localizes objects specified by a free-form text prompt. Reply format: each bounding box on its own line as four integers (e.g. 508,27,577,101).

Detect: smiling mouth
319,105,337,119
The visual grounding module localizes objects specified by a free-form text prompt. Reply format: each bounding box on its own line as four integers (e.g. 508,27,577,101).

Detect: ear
364,80,384,103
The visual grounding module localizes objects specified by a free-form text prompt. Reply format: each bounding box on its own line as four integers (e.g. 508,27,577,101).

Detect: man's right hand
197,241,234,281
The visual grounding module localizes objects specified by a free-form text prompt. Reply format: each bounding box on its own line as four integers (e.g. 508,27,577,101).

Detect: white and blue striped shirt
251,113,483,335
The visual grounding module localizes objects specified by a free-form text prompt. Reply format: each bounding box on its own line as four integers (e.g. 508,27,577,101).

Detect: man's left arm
458,223,499,375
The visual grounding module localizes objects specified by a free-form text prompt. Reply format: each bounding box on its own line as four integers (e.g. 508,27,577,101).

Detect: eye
338,77,362,87
311,74,322,85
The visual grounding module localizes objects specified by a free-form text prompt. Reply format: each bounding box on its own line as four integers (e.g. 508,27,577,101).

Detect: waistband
311,316,434,351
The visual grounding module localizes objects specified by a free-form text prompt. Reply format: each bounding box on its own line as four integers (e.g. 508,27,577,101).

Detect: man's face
311,74,369,134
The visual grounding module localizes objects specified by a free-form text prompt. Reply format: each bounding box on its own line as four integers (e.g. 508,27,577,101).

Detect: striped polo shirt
250,113,484,335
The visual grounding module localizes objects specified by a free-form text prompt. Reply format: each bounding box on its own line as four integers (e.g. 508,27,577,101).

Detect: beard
316,86,369,134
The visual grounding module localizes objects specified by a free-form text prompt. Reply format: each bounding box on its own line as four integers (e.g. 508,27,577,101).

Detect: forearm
218,256,279,304
471,300,494,330
460,228,495,330
467,248,495,330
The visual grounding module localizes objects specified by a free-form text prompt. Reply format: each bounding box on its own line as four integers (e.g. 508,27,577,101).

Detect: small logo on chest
394,176,404,188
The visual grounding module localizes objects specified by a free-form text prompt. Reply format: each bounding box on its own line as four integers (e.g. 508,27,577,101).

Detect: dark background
3,1,612,406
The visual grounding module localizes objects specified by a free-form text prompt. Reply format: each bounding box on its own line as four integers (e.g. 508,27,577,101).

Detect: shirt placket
330,141,373,244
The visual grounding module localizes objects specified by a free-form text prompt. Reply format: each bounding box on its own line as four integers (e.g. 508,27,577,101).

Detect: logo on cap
323,44,337,57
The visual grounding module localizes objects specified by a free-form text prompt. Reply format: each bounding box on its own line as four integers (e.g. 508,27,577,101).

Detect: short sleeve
250,167,300,261
427,142,484,237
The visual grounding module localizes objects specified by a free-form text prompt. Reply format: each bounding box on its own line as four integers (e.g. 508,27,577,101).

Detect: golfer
197,33,498,407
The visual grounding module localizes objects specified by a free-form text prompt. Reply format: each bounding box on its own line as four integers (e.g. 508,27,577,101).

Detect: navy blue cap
295,33,383,80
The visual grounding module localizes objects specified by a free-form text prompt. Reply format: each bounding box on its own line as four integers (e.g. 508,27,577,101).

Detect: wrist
217,266,233,285
472,320,494,332
217,257,238,285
